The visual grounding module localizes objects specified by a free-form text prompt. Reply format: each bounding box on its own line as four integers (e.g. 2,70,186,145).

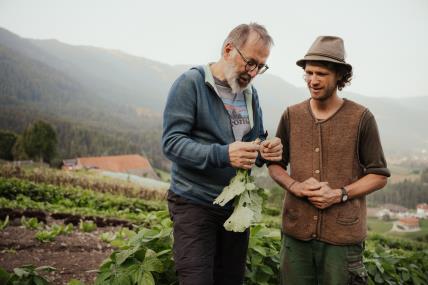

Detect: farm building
62,154,159,180
393,217,420,232
416,203,428,219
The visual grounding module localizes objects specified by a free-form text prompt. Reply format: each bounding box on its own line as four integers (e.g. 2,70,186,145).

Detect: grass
154,168,171,183
367,217,393,233
367,217,428,242
390,219,428,242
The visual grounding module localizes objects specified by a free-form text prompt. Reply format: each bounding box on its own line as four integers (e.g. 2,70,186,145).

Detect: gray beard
224,63,246,94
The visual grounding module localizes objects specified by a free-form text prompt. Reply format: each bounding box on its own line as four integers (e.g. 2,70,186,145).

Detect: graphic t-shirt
214,77,250,141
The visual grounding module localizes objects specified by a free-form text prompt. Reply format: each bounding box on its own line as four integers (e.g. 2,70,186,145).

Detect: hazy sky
0,0,427,98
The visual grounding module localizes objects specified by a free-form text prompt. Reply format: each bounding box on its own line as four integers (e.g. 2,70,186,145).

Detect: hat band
306,52,345,63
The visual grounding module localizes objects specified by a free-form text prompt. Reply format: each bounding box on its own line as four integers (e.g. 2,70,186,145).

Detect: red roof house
63,154,159,180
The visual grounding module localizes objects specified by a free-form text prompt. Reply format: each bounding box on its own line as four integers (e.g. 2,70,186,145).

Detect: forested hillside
0,28,165,168
1,26,428,168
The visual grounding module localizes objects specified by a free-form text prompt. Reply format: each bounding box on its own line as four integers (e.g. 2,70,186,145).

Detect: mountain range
0,26,427,167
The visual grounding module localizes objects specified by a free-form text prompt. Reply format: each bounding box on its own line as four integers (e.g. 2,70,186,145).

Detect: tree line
0,121,57,164
367,169,428,209
0,119,168,170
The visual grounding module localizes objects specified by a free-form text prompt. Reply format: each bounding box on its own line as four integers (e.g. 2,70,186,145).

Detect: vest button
314,169,320,174
315,147,320,152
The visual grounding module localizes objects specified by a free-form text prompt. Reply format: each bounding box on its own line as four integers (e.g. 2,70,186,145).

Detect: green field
368,217,428,242
367,217,393,234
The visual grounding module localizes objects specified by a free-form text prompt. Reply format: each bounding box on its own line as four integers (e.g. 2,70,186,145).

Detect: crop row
0,177,164,225
0,176,427,284
0,165,166,200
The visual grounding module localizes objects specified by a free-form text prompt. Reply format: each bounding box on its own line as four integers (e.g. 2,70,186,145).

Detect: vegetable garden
0,166,427,284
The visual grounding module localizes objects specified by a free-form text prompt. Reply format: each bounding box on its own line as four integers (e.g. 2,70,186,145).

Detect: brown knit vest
283,99,367,245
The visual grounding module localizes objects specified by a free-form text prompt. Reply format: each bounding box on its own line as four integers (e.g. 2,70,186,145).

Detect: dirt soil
0,218,119,284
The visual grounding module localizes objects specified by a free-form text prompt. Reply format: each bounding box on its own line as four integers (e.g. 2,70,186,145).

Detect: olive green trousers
280,234,368,285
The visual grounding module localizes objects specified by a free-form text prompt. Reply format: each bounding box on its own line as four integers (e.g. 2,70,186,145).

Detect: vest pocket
336,200,360,225
284,208,299,221
337,216,360,225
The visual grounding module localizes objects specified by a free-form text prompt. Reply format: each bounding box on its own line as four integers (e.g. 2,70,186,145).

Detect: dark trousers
167,191,249,285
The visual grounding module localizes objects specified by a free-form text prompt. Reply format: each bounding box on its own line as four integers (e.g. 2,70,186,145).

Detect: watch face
342,194,348,202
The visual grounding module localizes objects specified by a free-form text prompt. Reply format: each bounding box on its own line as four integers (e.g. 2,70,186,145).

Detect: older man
162,23,282,285
268,36,390,285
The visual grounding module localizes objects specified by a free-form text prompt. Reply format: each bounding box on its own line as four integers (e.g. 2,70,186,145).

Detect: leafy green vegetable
35,223,74,242
224,188,263,232
21,216,43,229
213,169,248,206
0,215,9,230
214,169,264,232
0,264,55,285
79,220,97,232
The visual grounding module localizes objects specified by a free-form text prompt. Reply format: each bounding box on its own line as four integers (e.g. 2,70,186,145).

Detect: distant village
368,203,428,232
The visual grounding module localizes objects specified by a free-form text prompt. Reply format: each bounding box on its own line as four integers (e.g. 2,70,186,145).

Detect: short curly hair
303,60,353,91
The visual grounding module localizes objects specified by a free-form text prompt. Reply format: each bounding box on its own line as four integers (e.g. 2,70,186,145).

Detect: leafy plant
67,279,85,285
96,230,169,285
0,165,166,200
79,220,97,232
0,215,9,230
35,223,74,242
21,216,43,229
100,227,136,247
0,177,163,214
245,225,281,285
0,264,55,285
96,212,175,285
214,169,265,232
35,229,59,242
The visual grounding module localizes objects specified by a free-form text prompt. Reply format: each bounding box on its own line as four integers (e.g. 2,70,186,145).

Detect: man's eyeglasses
235,47,269,75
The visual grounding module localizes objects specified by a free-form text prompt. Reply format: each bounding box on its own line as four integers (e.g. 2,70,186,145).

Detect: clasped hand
290,177,341,209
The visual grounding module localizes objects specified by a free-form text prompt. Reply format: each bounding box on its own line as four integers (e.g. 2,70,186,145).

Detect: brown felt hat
296,36,352,72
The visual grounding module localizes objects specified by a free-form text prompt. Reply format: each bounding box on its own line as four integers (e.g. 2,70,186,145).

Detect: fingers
260,142,283,161
229,141,258,169
308,196,323,203
261,140,271,148
301,190,318,197
241,152,258,159
261,152,282,159
262,137,281,146
230,141,260,152
305,177,320,185
238,157,257,169
241,143,260,151
308,182,328,190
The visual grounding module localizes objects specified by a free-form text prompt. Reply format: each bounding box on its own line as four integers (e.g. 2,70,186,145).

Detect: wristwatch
340,187,349,202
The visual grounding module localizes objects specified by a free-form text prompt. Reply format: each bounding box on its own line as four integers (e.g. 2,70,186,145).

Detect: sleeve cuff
364,167,391,177
212,144,230,168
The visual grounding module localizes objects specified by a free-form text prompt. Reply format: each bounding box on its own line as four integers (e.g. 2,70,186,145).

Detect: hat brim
296,55,352,72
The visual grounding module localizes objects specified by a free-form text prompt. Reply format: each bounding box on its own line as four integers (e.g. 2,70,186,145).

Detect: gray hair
221,23,274,55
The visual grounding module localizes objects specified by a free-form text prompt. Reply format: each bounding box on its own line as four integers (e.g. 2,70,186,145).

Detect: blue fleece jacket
162,65,266,208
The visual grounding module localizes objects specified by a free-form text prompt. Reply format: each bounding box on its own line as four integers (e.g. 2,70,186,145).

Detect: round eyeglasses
235,47,269,75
